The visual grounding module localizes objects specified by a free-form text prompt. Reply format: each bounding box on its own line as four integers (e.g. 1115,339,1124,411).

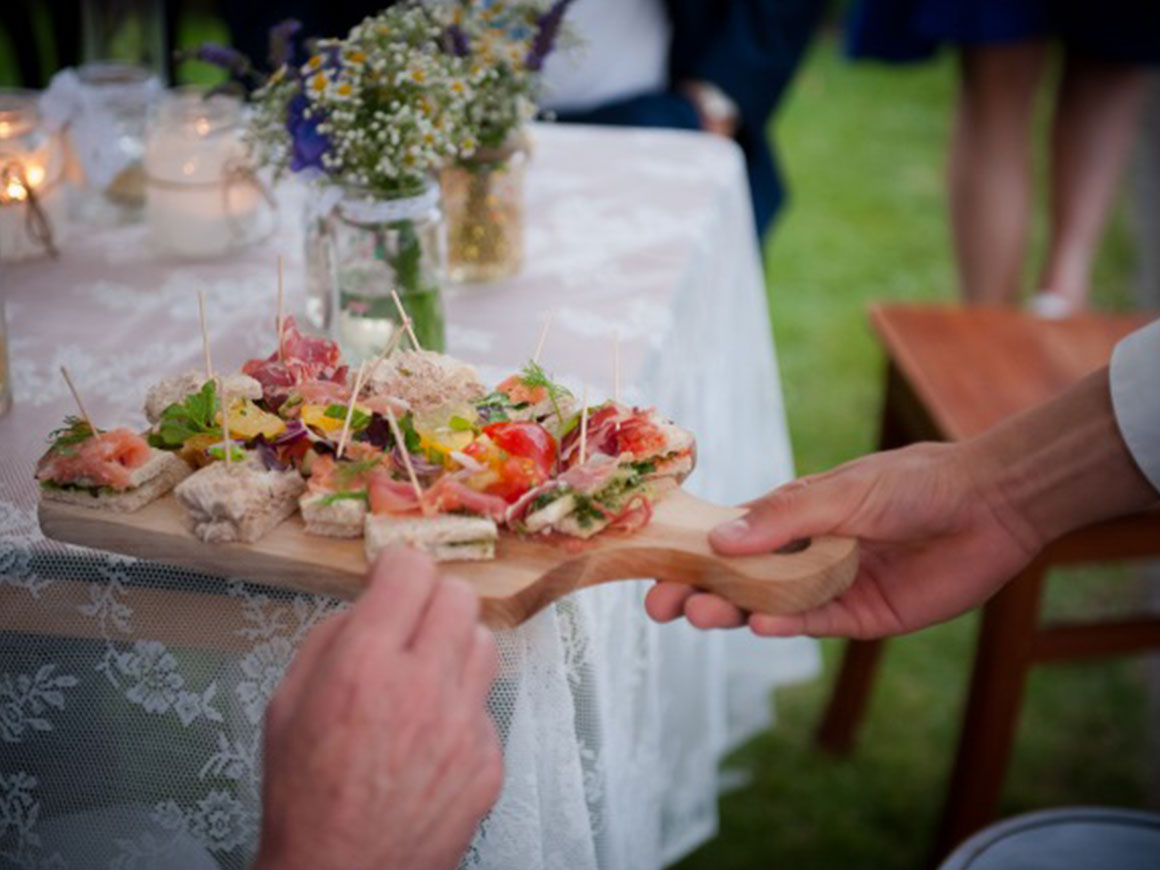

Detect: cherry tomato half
464,422,558,502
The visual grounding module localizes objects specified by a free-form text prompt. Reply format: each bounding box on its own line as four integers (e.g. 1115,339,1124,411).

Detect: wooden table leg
816,638,886,754
930,559,1047,862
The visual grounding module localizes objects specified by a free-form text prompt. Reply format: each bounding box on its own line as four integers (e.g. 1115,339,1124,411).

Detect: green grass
674,38,1153,870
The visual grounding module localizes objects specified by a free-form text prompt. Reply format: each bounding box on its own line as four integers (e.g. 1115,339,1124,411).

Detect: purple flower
268,19,302,69
195,43,250,77
525,0,575,71
444,24,470,57
286,92,329,173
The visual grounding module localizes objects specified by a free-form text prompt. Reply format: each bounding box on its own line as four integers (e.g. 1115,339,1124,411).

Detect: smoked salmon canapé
37,418,191,513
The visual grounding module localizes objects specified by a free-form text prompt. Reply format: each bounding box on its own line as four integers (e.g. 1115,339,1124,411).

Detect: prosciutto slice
242,316,348,405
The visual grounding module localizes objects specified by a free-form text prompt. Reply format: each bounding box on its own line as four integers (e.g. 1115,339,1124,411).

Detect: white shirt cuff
1110,318,1160,493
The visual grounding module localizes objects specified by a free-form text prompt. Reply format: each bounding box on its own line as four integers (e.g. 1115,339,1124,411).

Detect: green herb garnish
572,495,607,530
334,457,382,486
320,490,370,507
631,459,657,476
324,404,371,431
519,360,571,423
206,444,248,462
47,416,97,454
528,487,567,514
155,381,221,448
398,412,422,453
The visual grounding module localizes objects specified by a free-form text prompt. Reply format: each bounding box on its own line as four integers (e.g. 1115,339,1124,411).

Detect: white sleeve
1110,318,1160,493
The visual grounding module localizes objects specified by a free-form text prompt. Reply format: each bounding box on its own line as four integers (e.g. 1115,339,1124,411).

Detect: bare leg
949,43,1049,304
1038,55,1151,310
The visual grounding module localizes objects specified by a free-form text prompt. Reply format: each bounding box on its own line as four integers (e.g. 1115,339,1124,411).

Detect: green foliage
47,416,96,453
154,381,220,448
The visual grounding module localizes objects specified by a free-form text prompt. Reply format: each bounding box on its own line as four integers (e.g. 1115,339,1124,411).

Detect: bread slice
175,457,305,543
364,513,497,562
39,449,192,513
144,370,263,423
300,492,367,538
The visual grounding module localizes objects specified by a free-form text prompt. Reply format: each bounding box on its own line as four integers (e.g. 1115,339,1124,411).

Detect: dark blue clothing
847,0,1160,65
558,0,826,239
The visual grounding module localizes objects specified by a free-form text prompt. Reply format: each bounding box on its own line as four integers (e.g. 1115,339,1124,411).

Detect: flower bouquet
196,4,478,355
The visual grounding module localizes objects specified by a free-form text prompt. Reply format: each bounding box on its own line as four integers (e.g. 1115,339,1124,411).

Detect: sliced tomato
482,421,557,475
460,422,558,503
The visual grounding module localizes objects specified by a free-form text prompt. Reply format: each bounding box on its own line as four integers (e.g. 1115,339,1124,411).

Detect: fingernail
713,516,751,542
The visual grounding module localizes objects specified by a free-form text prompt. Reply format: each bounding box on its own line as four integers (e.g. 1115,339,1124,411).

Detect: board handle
564,489,860,619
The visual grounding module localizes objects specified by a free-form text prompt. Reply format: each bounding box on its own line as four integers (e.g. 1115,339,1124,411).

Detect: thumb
709,477,847,556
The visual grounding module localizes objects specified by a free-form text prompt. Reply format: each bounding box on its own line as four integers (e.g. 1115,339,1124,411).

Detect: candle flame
0,158,45,204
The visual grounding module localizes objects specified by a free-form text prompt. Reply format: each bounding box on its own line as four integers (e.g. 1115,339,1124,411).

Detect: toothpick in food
579,384,589,466
218,376,232,467
276,256,286,364
336,361,369,460
532,309,556,365
197,290,213,381
390,290,420,350
383,404,426,512
59,366,100,441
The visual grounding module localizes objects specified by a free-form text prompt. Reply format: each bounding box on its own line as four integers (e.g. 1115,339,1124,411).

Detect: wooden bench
813,304,1160,862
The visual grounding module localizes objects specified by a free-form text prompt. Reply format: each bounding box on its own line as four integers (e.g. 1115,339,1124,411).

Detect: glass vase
442,132,528,284
310,184,447,362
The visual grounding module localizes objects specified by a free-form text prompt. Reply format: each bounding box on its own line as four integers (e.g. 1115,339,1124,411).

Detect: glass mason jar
308,183,447,362
67,62,160,225
0,90,68,263
441,131,529,284
145,89,274,259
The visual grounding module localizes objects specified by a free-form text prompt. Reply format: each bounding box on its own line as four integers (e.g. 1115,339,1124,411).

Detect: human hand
679,80,740,139
254,547,503,870
646,442,1040,639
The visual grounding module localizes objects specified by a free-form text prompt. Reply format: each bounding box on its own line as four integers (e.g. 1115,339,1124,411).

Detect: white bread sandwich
364,512,498,563
477,361,576,438
174,451,305,543
37,418,191,513
560,402,695,484
507,453,653,540
365,350,485,415
144,370,262,424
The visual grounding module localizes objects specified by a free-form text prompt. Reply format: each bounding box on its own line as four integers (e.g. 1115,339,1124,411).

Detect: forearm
961,367,1159,549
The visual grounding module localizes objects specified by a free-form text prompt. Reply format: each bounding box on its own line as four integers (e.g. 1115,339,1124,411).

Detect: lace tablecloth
0,124,818,870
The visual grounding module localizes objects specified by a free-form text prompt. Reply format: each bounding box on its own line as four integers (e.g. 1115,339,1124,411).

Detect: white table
0,124,818,870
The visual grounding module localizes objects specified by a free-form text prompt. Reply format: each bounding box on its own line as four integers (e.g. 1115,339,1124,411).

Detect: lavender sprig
525,0,576,71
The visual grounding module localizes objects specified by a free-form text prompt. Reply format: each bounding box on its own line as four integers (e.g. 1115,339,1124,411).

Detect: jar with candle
0,90,67,263
40,62,160,226
144,90,274,259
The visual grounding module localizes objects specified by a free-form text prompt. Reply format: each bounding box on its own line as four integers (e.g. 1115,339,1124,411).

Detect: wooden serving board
39,489,858,629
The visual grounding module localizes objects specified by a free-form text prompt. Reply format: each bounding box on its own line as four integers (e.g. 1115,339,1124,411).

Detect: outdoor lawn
674,34,1154,870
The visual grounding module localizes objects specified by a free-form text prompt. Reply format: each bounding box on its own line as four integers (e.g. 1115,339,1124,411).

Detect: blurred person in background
846,0,1159,316
542,0,825,239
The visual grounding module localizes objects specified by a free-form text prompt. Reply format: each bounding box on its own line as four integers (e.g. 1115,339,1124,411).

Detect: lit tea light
0,90,66,262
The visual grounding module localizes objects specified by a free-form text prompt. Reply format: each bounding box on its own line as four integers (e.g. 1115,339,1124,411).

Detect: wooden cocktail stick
218,377,231,467
612,330,621,404
336,361,369,460
276,256,285,364
532,309,555,365
390,290,420,350
59,366,100,440
197,290,213,381
579,384,589,466
383,404,426,511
